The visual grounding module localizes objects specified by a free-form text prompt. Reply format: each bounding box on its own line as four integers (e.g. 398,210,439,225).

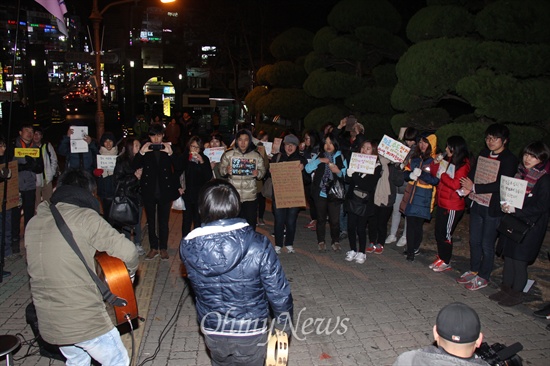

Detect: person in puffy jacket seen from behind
180,179,293,366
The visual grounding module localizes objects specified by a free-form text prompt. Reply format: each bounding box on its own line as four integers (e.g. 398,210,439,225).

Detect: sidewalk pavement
1,208,549,366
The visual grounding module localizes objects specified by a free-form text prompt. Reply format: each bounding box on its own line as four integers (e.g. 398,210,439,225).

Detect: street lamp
90,0,176,138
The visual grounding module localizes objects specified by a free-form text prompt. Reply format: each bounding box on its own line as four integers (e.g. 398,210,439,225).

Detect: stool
0,335,20,366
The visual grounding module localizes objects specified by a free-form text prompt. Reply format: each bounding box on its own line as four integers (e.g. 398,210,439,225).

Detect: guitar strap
49,203,127,308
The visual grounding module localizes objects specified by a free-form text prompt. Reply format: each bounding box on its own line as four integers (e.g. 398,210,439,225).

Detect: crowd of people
1,114,549,365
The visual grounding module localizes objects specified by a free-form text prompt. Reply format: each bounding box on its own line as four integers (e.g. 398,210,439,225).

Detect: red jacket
431,158,471,211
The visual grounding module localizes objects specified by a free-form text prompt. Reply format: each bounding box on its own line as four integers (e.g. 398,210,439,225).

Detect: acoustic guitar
95,252,138,325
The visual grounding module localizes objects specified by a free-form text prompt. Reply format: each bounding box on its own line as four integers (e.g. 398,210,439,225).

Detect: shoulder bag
497,214,536,244
109,182,140,226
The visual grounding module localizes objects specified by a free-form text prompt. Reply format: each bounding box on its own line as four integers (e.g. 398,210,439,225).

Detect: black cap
436,302,480,344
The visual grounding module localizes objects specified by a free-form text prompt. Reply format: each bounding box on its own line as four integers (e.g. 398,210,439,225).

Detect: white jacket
36,142,58,187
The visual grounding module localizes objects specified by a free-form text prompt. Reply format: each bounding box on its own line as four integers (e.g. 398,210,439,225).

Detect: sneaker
373,244,384,254
406,253,414,262
465,276,488,291
433,261,452,272
339,231,348,240
385,234,397,244
160,249,169,261
354,252,366,264
257,218,266,226
145,249,159,260
345,250,357,262
403,248,420,255
396,236,407,247
456,271,478,284
286,246,295,254
304,220,316,229
429,258,443,269
533,303,550,319
331,242,342,252
275,246,282,254
365,243,375,253
136,245,146,256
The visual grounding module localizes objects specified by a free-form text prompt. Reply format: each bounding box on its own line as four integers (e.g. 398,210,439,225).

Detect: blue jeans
59,327,129,366
272,198,300,247
469,203,501,281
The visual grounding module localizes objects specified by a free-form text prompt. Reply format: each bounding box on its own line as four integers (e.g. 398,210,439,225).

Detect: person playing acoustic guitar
25,169,139,366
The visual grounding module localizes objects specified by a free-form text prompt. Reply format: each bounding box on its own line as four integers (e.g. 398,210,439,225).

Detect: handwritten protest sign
14,148,40,158
231,157,256,176
500,176,528,209
377,135,410,163
270,161,306,208
469,156,500,207
204,147,225,163
272,138,282,155
349,153,377,174
97,155,117,172
70,126,89,153
262,142,273,156
0,161,20,212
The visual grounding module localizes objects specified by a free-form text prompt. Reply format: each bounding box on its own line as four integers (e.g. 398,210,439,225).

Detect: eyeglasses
190,145,200,149
485,136,500,142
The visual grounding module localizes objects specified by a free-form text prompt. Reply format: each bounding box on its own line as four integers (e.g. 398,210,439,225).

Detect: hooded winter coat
180,218,293,334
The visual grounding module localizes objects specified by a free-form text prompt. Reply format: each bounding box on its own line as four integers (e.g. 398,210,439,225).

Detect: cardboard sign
262,142,273,156
469,156,500,207
500,175,528,209
204,147,225,163
349,153,377,174
377,135,410,163
97,155,117,171
14,148,40,158
70,126,89,153
231,157,256,176
0,161,20,212
270,161,306,208
271,138,282,155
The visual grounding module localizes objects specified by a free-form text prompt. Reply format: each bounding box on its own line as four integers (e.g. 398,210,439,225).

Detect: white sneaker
354,252,366,264
275,246,282,254
136,245,146,256
286,246,295,253
396,236,407,247
345,250,357,262
385,234,397,244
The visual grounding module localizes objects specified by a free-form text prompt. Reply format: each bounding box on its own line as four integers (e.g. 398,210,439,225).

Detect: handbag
109,183,140,226
261,177,273,199
497,214,535,243
399,183,415,214
344,188,369,216
327,178,345,202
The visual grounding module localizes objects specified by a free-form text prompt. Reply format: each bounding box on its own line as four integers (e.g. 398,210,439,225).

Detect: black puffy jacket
180,218,293,334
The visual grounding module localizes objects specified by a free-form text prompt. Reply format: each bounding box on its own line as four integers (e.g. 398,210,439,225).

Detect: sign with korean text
469,156,500,207
0,161,19,212
70,126,89,153
231,157,256,176
204,147,225,163
97,155,117,172
349,153,377,174
270,161,306,208
14,148,40,158
377,135,410,163
500,176,528,209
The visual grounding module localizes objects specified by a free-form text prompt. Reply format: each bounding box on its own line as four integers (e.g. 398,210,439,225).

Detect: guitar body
95,252,138,325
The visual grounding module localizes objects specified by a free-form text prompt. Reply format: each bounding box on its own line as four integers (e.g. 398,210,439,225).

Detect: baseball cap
436,302,480,344
283,134,300,146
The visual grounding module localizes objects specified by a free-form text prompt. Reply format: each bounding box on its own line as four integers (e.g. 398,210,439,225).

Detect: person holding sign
270,134,310,254
58,126,98,174
94,132,118,223
305,133,348,252
491,141,550,306
428,136,471,273
344,140,381,264
300,130,321,230
206,133,227,179
402,133,440,262
219,129,266,230
458,124,518,291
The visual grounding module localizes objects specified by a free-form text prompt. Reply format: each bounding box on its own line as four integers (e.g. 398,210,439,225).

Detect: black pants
143,198,171,250
370,205,393,246
257,193,266,220
12,189,36,252
434,208,464,264
406,216,425,255
314,196,340,244
305,184,317,221
347,212,368,252
204,332,268,366
239,200,258,231
182,200,201,238
502,256,529,292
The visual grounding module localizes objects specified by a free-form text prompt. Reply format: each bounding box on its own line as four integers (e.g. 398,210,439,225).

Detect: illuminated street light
31,59,36,67
90,0,176,138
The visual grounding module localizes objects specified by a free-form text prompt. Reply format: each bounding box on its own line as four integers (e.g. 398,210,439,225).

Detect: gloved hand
347,168,355,177
93,168,104,177
409,172,418,181
399,163,405,170
413,168,422,177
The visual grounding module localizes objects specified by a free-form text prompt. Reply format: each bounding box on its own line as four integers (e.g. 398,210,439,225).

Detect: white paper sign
272,138,282,155
70,126,89,153
377,135,410,163
436,161,456,179
349,153,377,174
262,141,273,156
97,155,117,171
204,147,225,163
500,175,528,209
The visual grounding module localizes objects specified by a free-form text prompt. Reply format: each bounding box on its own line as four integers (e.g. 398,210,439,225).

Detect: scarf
319,151,335,196
374,156,391,206
50,185,101,214
515,160,550,194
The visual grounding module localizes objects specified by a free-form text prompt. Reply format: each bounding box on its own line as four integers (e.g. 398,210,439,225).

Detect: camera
475,341,523,366
149,144,164,151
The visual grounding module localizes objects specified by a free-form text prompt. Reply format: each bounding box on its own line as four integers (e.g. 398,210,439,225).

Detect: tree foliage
256,61,308,88
303,69,365,99
406,5,475,43
255,88,321,120
304,105,349,132
269,28,315,61
327,0,401,34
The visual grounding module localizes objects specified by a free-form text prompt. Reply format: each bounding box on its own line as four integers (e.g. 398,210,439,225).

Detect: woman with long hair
429,136,471,272
301,129,321,230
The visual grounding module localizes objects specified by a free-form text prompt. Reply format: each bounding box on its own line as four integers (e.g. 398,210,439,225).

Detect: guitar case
25,302,66,361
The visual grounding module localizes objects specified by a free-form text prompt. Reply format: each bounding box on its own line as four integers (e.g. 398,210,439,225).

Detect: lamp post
89,0,176,138
130,60,135,119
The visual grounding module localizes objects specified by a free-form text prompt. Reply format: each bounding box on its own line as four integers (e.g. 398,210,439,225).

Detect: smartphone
149,144,164,151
